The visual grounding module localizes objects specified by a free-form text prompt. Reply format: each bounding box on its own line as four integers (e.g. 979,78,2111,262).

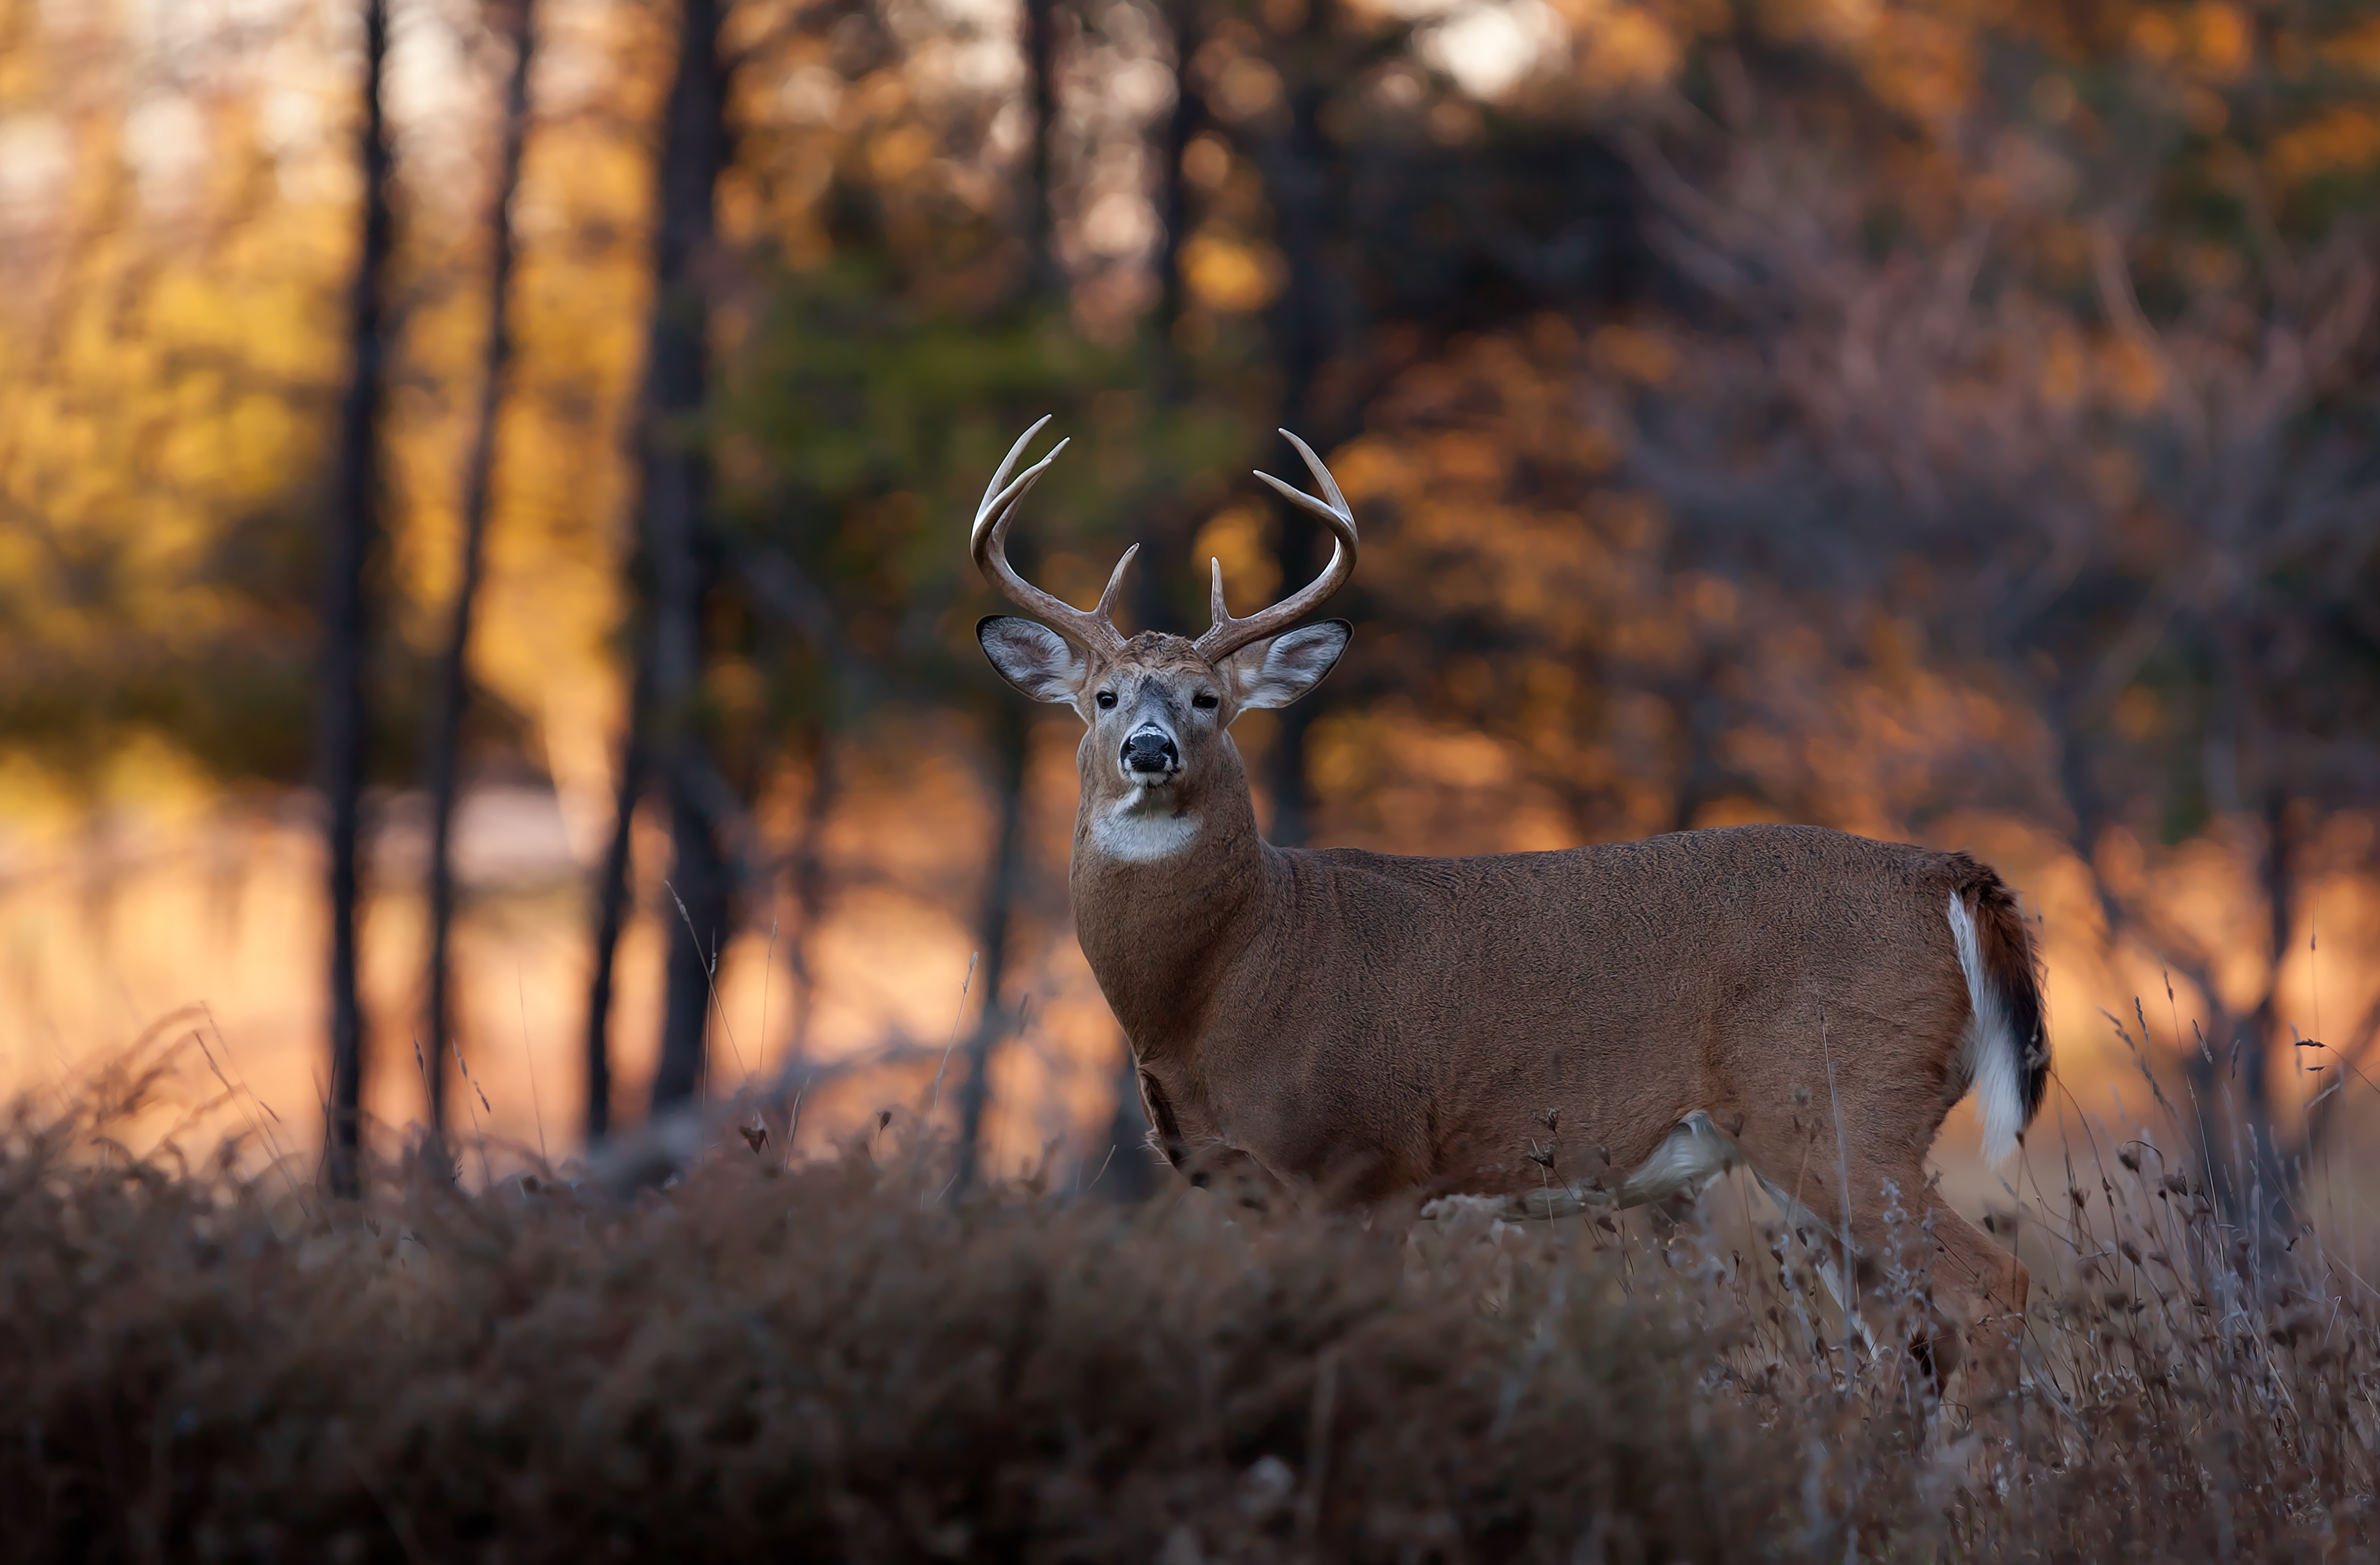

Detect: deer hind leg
1746,1167,1891,1356
1837,1175,2029,1403
1744,1153,2024,1403
1907,1187,2027,1405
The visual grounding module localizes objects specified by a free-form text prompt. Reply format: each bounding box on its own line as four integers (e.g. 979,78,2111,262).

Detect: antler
1192,429,1358,663
970,416,1136,656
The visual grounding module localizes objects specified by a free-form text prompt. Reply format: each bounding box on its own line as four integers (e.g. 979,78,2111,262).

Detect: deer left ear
1226,620,1350,712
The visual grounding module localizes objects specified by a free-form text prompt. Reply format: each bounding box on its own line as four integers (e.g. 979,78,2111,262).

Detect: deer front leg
1139,1067,1292,1215
1177,1139,1294,1215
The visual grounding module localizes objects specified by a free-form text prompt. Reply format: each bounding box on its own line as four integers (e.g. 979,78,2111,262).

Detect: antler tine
968,421,1132,655
1094,543,1140,620
970,417,1058,551
1193,428,1359,663
1267,427,1352,521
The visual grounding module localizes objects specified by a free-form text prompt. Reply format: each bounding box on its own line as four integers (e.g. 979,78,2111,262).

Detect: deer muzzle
1121,726,1180,782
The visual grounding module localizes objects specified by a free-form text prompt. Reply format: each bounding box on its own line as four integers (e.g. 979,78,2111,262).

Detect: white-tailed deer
973,419,2049,1374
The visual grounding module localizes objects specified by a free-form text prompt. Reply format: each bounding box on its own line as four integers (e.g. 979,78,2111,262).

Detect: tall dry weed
1,1047,2374,1561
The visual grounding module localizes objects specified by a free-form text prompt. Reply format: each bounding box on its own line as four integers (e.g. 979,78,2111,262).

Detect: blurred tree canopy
4,0,2379,1195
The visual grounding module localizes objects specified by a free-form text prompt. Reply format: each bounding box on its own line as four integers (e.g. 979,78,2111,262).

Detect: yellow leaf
1180,235,1281,313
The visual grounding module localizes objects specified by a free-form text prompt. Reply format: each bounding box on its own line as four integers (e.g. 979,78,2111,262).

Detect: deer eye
1096,691,1117,709
1192,692,1219,711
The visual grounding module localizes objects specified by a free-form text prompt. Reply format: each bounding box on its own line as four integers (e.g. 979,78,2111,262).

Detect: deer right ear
978,616,1088,704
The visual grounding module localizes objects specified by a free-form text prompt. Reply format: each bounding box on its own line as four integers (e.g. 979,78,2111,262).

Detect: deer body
1074,726,2014,1209
970,421,2048,1374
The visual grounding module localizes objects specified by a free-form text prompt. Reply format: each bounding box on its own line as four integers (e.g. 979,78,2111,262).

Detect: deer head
973,418,1357,861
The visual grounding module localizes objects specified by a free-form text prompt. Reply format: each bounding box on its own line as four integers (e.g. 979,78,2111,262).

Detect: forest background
4,0,2379,1216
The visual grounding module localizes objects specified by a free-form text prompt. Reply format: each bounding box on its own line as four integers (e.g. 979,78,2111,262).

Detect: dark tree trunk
2205,614,2297,1219
653,780,732,1105
1152,0,1203,348
956,703,1031,1192
1661,652,1735,837
1022,0,1059,293
642,0,733,1112
321,0,394,1198
1256,0,1342,848
782,723,836,1063
581,682,645,1143
1098,1049,1160,1201
424,0,535,1134
952,0,1065,1190
2243,780,2299,1202
1132,0,1209,639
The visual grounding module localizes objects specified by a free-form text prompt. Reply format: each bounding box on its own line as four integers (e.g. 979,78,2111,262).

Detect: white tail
1948,892,2027,1167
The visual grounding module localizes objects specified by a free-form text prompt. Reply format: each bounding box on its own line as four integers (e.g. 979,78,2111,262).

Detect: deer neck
1069,734,1269,1057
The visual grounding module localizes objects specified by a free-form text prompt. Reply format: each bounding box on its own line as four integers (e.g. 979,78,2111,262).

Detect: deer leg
1177,1138,1295,1216
1747,1165,1893,1356
1747,1153,1993,1388
1830,1171,2030,1403
1140,1069,1292,1215
1908,1186,2028,1406
1817,1168,2029,1408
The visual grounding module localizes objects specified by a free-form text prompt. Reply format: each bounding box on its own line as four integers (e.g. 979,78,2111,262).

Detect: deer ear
1226,620,1350,712
978,616,1088,704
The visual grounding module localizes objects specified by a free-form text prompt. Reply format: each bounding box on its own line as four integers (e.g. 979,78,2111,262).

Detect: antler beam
970,416,1135,656
1192,430,1359,663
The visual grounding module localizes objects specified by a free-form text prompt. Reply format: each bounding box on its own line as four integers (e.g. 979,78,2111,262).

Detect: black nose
1122,730,1178,774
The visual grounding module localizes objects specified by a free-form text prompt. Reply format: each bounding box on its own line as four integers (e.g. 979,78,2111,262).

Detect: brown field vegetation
7,1039,2378,1563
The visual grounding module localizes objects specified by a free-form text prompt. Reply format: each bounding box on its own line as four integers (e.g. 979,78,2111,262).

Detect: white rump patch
1948,892,2024,1167
1461,1109,1742,1222
1089,796,1200,863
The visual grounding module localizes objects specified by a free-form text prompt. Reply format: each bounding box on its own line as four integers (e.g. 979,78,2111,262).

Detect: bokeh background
4,0,2379,1217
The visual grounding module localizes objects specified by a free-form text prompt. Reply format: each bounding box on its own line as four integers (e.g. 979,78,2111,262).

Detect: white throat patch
1089,791,1200,863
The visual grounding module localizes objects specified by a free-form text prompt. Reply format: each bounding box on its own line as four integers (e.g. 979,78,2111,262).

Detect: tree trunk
321,0,394,1198
1021,0,1059,294
582,701,643,1143
1132,0,1209,640
1098,1047,1160,1201
1661,652,1735,836
782,724,835,1064
652,778,732,1105
2203,610,2297,1220
1255,0,1341,848
952,0,1065,1190
1152,0,1203,350
2243,780,2300,1201
955,703,1031,1192
642,0,733,1112
424,0,535,1135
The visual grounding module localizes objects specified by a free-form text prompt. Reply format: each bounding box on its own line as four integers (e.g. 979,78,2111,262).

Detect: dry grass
4,1045,2378,1562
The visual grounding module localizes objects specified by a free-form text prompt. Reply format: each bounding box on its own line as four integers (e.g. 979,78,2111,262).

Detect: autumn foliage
6,0,2380,1549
